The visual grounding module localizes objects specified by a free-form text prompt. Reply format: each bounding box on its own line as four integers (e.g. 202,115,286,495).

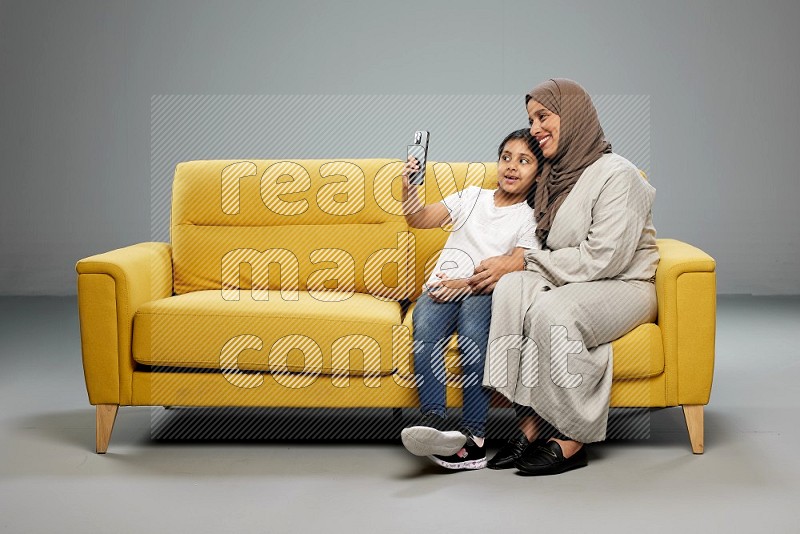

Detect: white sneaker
401,422,467,457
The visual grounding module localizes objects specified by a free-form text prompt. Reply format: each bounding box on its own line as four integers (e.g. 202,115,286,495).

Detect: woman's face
527,99,561,159
497,138,538,196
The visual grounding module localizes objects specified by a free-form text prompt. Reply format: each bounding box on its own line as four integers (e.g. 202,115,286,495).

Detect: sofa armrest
76,242,173,405
654,239,716,406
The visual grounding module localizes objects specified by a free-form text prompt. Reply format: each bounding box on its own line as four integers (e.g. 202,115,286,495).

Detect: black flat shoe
514,440,588,476
488,433,546,470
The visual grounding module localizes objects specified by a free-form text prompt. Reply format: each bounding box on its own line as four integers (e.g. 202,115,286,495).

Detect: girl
399,129,542,470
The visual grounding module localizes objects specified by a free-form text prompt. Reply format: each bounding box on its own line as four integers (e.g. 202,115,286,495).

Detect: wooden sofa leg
682,404,704,454
96,404,119,454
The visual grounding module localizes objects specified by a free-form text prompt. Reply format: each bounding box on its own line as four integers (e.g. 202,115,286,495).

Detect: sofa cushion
172,221,413,300
133,290,405,376
401,302,663,380
171,159,416,298
610,323,664,379
172,159,405,229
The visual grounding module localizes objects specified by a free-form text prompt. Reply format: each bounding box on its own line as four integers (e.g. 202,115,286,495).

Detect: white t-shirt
425,186,538,289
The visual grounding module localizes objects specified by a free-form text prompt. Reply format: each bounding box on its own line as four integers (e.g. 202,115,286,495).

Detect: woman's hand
427,272,472,302
467,250,526,294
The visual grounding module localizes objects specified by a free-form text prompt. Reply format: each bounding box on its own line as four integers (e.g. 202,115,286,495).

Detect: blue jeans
411,292,492,438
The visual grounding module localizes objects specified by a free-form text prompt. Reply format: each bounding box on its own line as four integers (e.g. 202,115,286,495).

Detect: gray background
1,0,798,295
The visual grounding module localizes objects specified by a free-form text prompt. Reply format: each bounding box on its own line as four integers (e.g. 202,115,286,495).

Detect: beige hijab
527,79,612,244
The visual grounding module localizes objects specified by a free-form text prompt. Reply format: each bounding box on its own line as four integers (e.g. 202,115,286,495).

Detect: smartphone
407,130,430,185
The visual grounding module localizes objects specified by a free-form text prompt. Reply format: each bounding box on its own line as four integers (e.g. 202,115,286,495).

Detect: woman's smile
536,134,552,150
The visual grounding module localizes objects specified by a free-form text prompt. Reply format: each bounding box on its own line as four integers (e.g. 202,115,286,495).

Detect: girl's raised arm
401,156,452,229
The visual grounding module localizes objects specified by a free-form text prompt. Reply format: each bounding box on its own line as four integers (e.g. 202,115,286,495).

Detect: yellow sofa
76,159,716,454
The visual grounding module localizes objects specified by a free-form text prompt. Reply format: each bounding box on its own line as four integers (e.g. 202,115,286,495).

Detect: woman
479,79,659,475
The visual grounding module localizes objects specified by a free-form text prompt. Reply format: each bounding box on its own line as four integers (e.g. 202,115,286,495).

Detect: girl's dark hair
497,128,544,208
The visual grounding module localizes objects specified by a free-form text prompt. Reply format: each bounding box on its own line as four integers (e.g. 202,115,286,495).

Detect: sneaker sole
400,427,467,457
429,455,488,470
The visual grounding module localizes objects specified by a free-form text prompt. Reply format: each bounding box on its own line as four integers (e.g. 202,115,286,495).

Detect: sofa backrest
171,159,498,300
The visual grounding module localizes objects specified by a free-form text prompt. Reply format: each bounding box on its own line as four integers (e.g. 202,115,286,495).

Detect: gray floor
1,295,798,533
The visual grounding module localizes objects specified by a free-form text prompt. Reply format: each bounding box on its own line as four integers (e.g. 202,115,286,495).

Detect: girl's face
497,138,538,197
527,99,561,159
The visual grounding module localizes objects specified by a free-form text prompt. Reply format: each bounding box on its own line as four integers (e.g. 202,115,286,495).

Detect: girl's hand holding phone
401,156,421,201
